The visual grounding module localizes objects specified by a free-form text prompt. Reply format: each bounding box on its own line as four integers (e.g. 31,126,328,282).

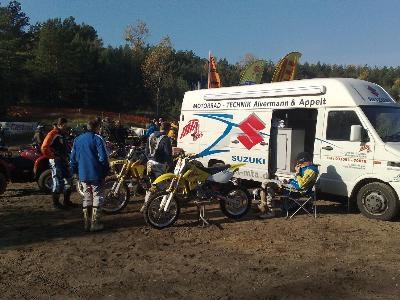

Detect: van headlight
387,161,400,168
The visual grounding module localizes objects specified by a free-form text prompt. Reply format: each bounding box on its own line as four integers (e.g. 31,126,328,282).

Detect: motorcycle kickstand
197,204,210,227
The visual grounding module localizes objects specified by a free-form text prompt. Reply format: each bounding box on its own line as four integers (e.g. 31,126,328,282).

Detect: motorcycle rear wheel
143,191,180,229
220,186,251,219
102,177,130,213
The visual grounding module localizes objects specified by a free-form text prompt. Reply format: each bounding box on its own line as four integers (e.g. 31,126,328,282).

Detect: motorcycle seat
198,164,231,175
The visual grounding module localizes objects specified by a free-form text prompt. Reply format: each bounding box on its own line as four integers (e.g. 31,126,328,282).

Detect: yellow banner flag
271,52,302,82
239,60,266,85
208,52,221,88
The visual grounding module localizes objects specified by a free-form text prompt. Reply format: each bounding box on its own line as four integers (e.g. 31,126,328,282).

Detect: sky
10,0,400,67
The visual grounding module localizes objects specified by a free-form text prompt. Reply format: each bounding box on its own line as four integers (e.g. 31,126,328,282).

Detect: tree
142,37,173,116
124,19,149,53
0,0,30,109
238,53,258,69
390,79,400,102
28,17,102,106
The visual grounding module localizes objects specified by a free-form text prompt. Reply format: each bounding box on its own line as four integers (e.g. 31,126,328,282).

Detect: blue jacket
144,123,158,137
289,164,319,191
70,131,110,183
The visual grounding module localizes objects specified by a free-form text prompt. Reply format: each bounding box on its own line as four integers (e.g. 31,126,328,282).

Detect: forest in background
1,1,400,119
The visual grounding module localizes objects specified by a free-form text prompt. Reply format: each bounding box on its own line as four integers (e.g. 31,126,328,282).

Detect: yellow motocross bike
102,146,148,213
143,154,252,229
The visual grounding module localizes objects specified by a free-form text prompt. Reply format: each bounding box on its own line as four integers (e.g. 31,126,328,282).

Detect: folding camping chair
283,184,318,219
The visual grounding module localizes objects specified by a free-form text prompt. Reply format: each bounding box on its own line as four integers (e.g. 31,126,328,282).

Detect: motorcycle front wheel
143,191,180,229
220,186,251,219
102,177,130,213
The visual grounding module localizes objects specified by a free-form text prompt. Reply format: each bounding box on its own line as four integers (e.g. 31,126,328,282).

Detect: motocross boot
63,190,79,208
82,206,91,231
90,207,104,232
52,193,65,210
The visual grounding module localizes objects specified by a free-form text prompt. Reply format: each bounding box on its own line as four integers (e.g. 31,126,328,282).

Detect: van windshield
361,106,400,142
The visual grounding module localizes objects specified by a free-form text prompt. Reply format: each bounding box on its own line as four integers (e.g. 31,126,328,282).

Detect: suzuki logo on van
237,113,266,150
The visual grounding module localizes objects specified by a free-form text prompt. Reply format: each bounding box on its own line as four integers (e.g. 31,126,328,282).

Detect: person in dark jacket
0,124,6,147
70,119,110,232
41,118,76,209
141,122,172,212
114,120,127,144
102,117,115,142
32,125,45,149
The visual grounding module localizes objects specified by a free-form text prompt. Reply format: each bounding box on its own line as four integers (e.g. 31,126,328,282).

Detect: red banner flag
271,52,302,82
208,52,221,88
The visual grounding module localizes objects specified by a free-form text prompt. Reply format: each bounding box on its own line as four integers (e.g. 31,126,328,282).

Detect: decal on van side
182,113,269,158
180,119,203,141
366,85,392,103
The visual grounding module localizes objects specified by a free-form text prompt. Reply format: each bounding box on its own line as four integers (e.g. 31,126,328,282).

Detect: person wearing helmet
258,151,318,219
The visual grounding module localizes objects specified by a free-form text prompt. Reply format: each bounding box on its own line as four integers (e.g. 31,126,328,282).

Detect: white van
177,78,400,220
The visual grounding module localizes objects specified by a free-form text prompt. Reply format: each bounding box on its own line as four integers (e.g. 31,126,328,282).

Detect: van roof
182,78,397,111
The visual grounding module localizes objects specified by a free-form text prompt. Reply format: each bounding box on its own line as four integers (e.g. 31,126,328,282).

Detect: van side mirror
350,125,362,142
350,125,369,142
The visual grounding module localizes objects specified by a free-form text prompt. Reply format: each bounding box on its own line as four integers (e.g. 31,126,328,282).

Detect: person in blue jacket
70,119,110,232
144,119,159,138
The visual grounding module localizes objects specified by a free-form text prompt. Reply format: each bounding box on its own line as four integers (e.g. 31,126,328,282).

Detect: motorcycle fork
112,161,130,195
160,176,180,212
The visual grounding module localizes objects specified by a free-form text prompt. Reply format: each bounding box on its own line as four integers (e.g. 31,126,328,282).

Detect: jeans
49,158,71,194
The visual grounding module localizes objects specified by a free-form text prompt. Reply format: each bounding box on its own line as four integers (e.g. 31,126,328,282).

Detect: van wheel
357,182,399,221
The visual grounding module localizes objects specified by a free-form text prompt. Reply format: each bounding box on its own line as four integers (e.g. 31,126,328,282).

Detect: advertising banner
271,52,302,82
239,60,266,85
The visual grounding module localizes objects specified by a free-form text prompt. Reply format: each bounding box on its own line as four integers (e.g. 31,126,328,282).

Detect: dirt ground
1,182,400,300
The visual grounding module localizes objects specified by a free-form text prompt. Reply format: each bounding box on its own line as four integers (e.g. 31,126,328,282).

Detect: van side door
318,108,374,196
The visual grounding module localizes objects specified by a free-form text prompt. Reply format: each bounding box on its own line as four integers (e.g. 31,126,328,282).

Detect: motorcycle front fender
229,163,245,172
152,173,178,185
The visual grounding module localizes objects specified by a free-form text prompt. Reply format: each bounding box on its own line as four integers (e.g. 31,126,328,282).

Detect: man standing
41,118,76,209
70,119,110,232
141,121,173,212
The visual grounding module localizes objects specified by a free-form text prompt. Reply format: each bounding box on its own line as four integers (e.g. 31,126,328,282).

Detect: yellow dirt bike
101,146,148,213
143,153,251,229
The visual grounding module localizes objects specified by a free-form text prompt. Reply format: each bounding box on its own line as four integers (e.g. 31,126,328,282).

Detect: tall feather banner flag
208,51,221,88
239,60,266,85
271,52,302,82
